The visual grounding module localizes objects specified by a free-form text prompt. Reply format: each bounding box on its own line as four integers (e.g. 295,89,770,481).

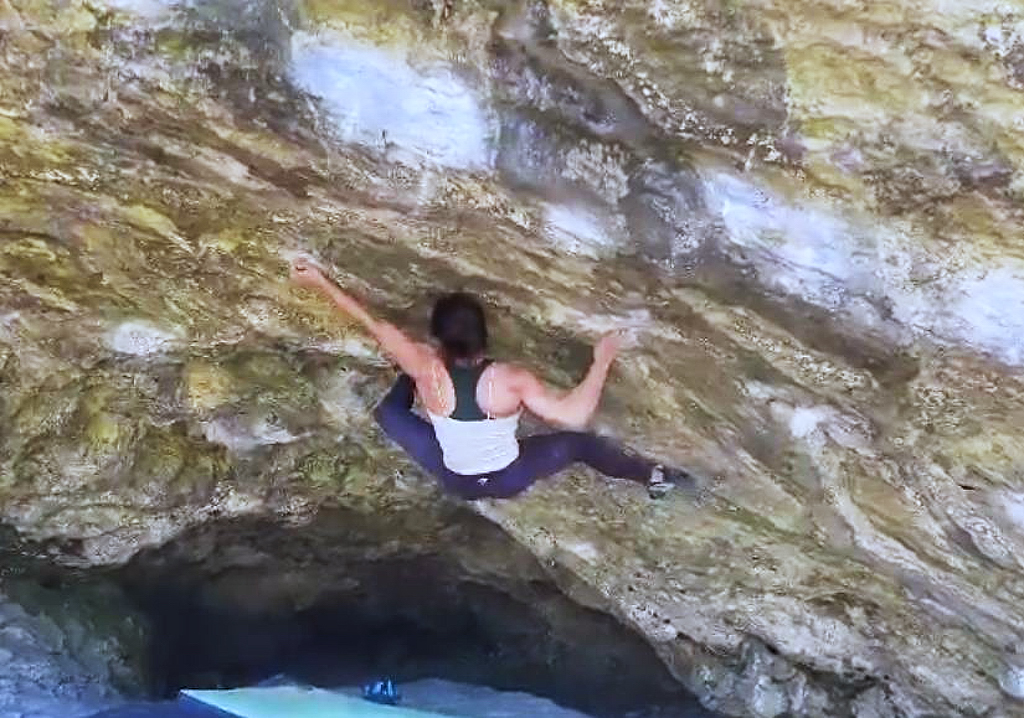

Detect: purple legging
373,374,654,499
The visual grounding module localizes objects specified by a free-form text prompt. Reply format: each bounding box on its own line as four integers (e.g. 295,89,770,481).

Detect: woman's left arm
291,259,433,379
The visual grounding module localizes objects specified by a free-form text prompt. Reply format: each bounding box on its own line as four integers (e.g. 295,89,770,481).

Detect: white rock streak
289,33,496,171
703,169,1024,366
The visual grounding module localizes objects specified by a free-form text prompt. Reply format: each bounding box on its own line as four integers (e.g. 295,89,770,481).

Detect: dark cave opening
109,508,711,718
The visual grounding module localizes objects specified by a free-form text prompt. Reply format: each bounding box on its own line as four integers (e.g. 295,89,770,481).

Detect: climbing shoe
648,465,700,500
362,678,401,706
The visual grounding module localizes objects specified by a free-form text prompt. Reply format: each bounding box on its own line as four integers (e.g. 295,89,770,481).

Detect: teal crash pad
180,686,454,718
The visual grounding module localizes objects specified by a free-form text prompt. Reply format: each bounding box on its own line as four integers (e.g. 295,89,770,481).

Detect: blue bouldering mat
179,686,453,718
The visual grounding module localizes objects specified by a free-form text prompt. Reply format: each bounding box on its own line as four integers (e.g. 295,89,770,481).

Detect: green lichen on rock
1,0,1024,715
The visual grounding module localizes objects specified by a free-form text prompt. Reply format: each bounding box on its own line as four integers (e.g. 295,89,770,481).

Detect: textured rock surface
0,579,146,718
1,0,1023,715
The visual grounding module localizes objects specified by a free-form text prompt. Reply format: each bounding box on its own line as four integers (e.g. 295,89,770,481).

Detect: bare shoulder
409,342,441,377
416,342,440,360
490,362,538,391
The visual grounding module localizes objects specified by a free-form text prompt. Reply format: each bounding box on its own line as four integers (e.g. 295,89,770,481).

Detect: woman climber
290,258,696,500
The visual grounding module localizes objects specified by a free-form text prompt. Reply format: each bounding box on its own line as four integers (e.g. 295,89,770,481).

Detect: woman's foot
648,465,699,500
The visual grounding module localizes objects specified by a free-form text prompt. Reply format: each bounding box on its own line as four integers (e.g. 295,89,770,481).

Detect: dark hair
431,292,488,360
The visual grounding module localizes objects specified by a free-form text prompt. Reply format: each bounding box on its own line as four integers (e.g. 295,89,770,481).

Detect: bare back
409,337,608,431
414,347,524,420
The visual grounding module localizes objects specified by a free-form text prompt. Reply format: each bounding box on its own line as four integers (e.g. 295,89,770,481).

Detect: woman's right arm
515,332,624,430
291,259,434,380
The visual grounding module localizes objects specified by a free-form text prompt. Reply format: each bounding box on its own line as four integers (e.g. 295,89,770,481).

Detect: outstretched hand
290,258,328,290
593,331,625,366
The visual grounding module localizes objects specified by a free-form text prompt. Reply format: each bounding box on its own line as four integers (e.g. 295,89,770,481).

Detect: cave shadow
105,506,719,718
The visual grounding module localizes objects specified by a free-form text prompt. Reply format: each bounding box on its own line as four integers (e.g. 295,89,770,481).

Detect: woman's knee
563,431,594,458
373,400,404,436
532,432,586,467
372,400,390,426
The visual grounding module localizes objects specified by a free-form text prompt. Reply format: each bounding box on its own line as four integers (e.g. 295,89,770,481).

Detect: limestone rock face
1,0,1023,715
0,581,146,718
